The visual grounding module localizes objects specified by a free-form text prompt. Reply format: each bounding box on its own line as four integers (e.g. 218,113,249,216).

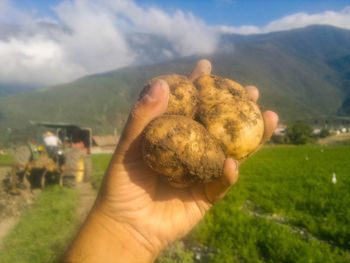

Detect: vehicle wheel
62,148,85,185
62,175,77,188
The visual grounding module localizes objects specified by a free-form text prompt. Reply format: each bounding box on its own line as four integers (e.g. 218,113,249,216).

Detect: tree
271,134,287,144
286,123,313,145
319,128,330,138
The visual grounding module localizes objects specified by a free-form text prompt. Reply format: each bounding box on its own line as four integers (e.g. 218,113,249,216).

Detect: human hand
63,60,278,263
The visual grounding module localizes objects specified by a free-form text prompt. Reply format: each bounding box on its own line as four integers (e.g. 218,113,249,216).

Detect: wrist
63,206,158,263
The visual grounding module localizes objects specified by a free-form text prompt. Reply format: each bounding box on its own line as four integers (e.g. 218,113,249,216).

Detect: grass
190,145,350,262
1,146,350,262
0,154,111,263
0,154,14,166
90,154,112,190
0,186,79,263
89,146,350,262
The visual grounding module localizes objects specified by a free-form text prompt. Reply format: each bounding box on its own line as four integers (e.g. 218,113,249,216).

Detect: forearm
63,207,156,263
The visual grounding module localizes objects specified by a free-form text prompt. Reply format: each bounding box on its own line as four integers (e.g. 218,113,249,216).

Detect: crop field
90,146,350,262
0,145,350,262
187,145,350,263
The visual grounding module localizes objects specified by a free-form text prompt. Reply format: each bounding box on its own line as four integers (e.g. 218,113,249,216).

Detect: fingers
204,158,239,204
201,111,277,205
245,85,259,102
115,80,169,160
243,85,278,143
262,111,279,143
188,59,212,81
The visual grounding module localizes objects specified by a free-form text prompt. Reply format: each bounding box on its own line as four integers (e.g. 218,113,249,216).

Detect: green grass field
90,146,350,262
0,154,14,166
0,186,78,263
90,154,112,190
1,146,350,262
187,145,350,262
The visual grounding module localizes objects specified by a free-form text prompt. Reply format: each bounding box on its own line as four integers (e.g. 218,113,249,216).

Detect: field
187,145,350,262
0,186,78,263
0,145,350,262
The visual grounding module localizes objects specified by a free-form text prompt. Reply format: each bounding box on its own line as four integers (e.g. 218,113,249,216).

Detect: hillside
1,25,350,143
0,83,39,97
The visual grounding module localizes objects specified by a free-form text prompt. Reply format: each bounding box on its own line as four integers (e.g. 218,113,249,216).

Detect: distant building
302,116,350,131
312,128,321,135
92,135,119,154
274,124,287,136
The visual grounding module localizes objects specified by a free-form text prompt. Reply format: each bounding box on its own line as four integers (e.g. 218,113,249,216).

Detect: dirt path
76,183,97,222
0,167,18,248
0,216,19,247
0,170,96,249
318,133,350,145
0,167,38,248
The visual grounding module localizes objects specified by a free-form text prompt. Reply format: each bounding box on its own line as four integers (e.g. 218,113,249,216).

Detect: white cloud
0,36,85,85
217,5,350,34
1,1,350,87
0,0,217,86
55,1,134,73
103,1,218,56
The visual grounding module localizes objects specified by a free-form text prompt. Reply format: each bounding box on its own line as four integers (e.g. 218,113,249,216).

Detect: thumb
115,79,169,161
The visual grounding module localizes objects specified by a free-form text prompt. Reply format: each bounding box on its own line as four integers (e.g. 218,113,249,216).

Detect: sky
1,0,350,86
9,0,350,27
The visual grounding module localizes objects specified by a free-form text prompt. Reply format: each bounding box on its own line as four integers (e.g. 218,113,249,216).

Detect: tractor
8,122,93,192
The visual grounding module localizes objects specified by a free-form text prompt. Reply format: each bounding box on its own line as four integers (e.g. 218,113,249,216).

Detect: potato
194,75,264,160
142,115,225,187
141,71,264,187
145,74,197,118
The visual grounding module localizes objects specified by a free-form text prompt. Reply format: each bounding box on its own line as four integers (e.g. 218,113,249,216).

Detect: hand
63,60,278,263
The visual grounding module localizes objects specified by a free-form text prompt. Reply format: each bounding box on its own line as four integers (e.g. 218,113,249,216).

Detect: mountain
1,25,350,144
0,83,40,97
328,54,350,114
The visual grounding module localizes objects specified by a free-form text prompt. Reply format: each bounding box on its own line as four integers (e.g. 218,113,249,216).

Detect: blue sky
11,0,350,27
2,0,350,85
137,0,350,26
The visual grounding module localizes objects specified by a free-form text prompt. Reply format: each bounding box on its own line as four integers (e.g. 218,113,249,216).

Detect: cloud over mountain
0,0,217,86
0,0,350,86
218,6,350,34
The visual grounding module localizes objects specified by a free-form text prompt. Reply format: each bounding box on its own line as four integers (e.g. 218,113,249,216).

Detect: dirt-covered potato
145,74,198,118
194,75,264,160
142,115,225,187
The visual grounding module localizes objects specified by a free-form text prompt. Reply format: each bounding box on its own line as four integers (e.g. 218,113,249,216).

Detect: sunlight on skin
63,60,278,263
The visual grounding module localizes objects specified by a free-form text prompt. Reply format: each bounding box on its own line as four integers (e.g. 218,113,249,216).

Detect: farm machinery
6,122,93,192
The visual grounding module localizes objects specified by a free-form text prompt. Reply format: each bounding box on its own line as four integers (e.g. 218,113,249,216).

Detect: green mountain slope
1,25,350,143
0,83,39,97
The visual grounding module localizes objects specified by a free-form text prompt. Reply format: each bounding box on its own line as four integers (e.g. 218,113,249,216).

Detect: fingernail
231,158,239,172
146,79,166,100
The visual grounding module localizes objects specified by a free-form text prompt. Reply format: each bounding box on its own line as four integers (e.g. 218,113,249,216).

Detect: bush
286,123,313,144
271,134,287,144
319,128,330,138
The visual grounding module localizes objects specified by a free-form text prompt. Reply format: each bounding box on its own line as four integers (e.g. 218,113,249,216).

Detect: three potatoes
141,73,264,187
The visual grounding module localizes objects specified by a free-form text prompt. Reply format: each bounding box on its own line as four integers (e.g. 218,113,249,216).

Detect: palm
96,59,277,254
63,60,278,263
99,147,210,252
